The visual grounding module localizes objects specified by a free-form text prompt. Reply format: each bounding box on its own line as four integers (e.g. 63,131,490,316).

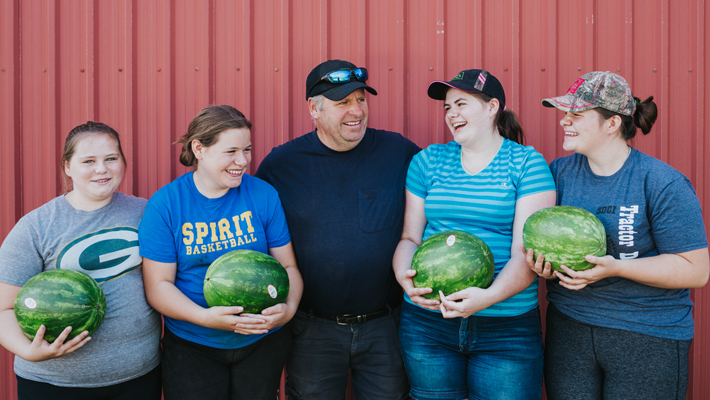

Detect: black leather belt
300,305,391,325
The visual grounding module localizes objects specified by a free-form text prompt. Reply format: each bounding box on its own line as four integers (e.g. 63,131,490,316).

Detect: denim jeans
399,301,543,400
285,307,409,400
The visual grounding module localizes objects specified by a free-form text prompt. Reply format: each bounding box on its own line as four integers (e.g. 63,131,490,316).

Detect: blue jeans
399,301,543,400
285,307,409,400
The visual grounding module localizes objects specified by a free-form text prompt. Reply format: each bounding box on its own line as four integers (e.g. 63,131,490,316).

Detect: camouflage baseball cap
542,71,635,116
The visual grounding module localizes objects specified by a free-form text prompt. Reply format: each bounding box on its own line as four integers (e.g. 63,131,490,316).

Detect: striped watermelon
523,205,607,272
411,230,495,300
14,269,106,343
204,249,290,314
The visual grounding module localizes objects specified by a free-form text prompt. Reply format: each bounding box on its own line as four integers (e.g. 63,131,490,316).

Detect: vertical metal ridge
280,0,290,150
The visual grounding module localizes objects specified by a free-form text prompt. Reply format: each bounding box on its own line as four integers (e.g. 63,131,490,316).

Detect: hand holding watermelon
438,286,495,319
235,302,297,335
396,268,441,311
18,324,92,362
525,247,556,280
554,254,620,290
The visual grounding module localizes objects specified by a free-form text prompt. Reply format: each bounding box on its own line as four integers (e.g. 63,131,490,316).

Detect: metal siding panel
406,0,440,147
519,0,556,159
172,0,210,181
697,0,710,398
251,0,284,175
289,0,324,142
20,0,58,215
364,0,406,136
0,0,19,395
134,0,173,199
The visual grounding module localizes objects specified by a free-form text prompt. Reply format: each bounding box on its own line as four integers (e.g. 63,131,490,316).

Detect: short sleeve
138,194,178,263
0,217,45,287
405,151,429,199
515,149,556,199
649,177,708,254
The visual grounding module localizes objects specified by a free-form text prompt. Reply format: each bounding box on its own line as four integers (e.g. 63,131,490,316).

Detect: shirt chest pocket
358,186,400,233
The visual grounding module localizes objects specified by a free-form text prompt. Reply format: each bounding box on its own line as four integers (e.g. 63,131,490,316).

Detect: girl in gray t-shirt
0,122,161,398
529,72,708,400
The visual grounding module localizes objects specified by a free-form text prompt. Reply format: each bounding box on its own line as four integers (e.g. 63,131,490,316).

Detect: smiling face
64,133,124,208
310,88,369,151
192,127,252,198
559,109,611,154
444,88,498,147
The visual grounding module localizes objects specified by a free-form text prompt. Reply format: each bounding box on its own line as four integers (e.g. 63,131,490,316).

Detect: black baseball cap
305,59,377,101
427,69,506,109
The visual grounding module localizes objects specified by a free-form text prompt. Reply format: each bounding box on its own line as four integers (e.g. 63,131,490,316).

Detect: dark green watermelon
411,230,495,299
203,249,290,314
523,205,607,272
14,269,106,343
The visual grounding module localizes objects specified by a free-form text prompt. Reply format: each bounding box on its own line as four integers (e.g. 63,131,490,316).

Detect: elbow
693,266,710,289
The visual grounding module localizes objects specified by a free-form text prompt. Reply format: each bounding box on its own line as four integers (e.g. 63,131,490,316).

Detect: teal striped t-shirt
406,138,555,317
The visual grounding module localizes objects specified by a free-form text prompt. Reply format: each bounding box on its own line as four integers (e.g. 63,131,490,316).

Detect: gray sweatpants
544,302,691,400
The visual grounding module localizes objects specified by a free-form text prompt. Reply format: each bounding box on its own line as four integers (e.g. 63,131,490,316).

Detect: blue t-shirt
406,138,556,316
139,172,291,348
547,148,708,340
255,128,420,316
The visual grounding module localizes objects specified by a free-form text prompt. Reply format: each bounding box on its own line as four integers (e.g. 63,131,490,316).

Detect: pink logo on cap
567,77,586,94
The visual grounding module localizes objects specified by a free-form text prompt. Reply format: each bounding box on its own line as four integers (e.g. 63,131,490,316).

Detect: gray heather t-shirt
547,149,708,340
0,192,161,387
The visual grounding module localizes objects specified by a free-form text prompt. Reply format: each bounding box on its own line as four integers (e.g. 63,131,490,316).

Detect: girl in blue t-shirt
393,69,556,400
139,105,303,400
532,71,709,399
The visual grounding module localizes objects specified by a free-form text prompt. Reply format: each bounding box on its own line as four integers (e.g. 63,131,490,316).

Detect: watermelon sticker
24,298,37,309
446,235,456,246
267,285,278,299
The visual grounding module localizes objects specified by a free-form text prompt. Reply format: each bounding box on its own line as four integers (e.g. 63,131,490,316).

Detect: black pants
17,364,161,400
161,325,291,400
545,302,691,400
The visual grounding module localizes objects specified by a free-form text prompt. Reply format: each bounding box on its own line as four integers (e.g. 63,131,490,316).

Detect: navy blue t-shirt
547,148,708,340
256,128,420,316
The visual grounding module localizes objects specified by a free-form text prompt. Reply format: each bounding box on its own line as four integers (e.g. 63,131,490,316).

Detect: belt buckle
336,314,363,325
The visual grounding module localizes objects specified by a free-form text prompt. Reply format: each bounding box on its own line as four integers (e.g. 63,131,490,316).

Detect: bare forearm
393,239,418,284
284,266,303,311
485,254,538,305
145,281,208,326
615,251,709,289
0,309,32,357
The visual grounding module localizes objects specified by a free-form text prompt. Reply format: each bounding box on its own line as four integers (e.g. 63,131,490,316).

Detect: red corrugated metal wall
1,0,709,399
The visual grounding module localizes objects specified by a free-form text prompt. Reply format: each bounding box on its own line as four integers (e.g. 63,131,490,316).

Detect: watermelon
522,205,607,272
203,249,290,314
14,269,106,343
411,230,495,300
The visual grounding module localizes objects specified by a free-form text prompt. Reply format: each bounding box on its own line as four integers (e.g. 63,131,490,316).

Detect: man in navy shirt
256,59,419,399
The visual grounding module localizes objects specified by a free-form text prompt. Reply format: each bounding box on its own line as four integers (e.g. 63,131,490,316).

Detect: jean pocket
358,186,400,233
290,310,311,339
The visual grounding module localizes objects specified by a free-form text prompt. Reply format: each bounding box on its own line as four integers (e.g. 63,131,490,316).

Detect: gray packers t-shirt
0,192,161,387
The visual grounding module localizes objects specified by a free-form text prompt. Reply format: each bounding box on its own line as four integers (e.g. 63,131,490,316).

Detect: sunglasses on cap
317,68,369,84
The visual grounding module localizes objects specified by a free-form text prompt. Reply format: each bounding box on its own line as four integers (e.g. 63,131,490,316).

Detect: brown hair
595,96,658,140
61,121,126,191
471,92,525,145
176,105,253,167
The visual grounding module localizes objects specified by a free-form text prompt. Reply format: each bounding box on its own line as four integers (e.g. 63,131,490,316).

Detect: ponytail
473,92,525,145
596,96,658,140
